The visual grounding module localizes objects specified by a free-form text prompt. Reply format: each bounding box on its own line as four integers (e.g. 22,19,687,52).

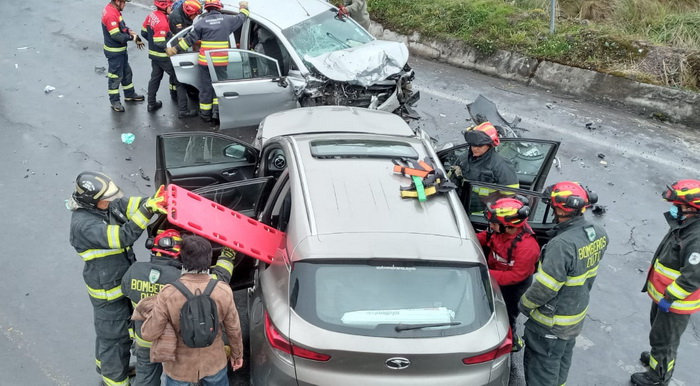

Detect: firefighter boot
178,109,198,119
631,370,668,386
110,101,125,112
124,93,145,102
147,101,163,112
511,333,525,352
640,351,650,367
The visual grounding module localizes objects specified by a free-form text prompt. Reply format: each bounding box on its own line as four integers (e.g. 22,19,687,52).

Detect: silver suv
152,106,561,385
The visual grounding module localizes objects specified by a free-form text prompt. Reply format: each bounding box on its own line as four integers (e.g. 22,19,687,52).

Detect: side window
270,184,291,232
216,51,280,82
253,24,291,76
495,140,558,190
163,136,255,168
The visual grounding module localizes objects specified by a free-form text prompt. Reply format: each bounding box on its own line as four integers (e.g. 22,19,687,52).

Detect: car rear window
290,260,493,338
310,140,418,159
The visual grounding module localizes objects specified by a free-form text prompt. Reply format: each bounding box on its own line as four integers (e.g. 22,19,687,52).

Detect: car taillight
264,312,331,362
462,328,512,365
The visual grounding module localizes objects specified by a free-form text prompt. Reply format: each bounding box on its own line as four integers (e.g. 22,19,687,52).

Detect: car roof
223,0,331,30
256,107,416,147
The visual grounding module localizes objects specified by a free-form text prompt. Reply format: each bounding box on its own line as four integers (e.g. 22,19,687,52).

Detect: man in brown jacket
141,235,244,385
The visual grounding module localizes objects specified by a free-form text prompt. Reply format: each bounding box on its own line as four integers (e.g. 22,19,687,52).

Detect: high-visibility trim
153,37,166,42
107,72,120,79
520,294,538,310
96,358,101,367
108,27,120,35
667,281,691,299
131,300,138,309
149,50,168,57
240,8,250,16
80,248,125,261
473,186,495,196
131,209,150,230
201,41,228,48
108,89,121,95
106,225,121,249
169,84,176,90
214,259,234,276
653,260,681,281
134,332,152,348
213,98,218,105
535,266,564,292
649,355,658,370
102,374,129,386
647,283,700,312
210,273,219,280
103,45,127,53
126,197,142,218
200,102,213,111
565,265,599,286
178,39,190,50
530,306,588,327
122,83,134,90
669,359,675,371
128,327,134,339
86,284,123,301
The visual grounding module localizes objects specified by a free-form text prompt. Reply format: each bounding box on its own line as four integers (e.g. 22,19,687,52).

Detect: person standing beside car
68,171,167,386
167,0,203,101
141,235,244,385
518,181,608,386
631,180,700,386
166,0,250,123
478,196,540,353
338,0,370,30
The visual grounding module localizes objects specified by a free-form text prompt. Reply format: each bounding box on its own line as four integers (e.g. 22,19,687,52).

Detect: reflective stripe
521,294,538,310
169,84,176,90
200,103,213,111
153,37,166,42
654,260,680,281
649,354,658,369
201,41,228,48
667,281,691,299
647,283,700,312
565,265,599,286
79,248,125,261
96,358,101,367
106,225,121,249
126,197,141,218
107,72,120,79
131,209,150,229
102,375,129,386
103,45,127,53
134,332,152,348
214,259,234,276
122,83,134,90
149,50,168,58
178,39,190,50
108,28,120,34
86,284,123,301
530,306,588,327
535,266,564,292
108,89,121,95
128,327,134,339
213,98,218,105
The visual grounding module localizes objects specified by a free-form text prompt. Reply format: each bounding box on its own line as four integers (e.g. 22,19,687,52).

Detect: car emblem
385,357,410,370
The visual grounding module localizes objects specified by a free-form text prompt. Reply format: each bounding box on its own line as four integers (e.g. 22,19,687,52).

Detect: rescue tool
393,158,456,202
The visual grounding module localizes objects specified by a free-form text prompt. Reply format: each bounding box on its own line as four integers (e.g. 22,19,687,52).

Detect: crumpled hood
305,40,409,87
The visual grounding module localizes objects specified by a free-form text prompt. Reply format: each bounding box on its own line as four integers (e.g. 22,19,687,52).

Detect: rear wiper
395,322,461,332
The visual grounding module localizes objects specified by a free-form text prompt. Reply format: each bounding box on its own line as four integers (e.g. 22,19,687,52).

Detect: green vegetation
369,0,700,90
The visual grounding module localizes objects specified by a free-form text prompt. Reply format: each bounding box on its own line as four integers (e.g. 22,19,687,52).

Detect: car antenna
295,0,310,16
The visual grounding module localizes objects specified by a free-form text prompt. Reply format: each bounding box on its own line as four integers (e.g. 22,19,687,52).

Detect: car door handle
222,170,238,177
223,92,239,98
178,61,194,68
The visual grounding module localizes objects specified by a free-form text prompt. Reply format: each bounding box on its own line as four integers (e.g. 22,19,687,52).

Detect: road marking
415,86,699,174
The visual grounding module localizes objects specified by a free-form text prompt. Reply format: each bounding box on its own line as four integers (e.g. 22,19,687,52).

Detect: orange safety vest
646,259,700,314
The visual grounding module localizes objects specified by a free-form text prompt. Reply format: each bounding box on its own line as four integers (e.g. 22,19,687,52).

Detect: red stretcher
165,184,285,264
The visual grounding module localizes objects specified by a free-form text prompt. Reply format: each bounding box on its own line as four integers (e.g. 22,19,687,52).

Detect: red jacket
477,228,540,286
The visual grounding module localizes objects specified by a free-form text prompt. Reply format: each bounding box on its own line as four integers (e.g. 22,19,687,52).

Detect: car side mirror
272,76,288,88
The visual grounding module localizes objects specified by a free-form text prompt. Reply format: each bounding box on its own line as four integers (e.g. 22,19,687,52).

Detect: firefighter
166,0,250,123
121,229,237,386
479,196,540,352
141,0,198,118
167,0,203,102
101,0,146,112
68,172,167,386
631,180,700,386
518,181,609,386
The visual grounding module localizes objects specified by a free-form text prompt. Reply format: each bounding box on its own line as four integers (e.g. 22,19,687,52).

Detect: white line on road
415,85,698,174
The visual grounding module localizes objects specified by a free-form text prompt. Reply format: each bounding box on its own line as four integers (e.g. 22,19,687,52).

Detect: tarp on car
305,40,409,87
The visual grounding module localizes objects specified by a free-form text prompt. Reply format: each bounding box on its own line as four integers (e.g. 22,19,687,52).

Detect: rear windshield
310,140,418,159
290,260,493,338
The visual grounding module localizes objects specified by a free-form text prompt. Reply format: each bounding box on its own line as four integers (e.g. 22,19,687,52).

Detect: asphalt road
0,1,698,385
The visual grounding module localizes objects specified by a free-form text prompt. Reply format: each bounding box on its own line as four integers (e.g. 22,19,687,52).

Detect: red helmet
148,229,183,257
662,179,700,209
204,0,223,10
154,0,173,9
485,196,531,227
543,181,597,215
464,122,500,147
182,0,203,16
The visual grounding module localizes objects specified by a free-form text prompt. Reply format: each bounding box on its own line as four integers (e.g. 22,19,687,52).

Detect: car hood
304,40,409,87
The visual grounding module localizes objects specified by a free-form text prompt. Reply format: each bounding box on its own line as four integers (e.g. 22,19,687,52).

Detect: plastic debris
599,160,608,165
546,103,555,109
121,133,135,144
44,85,56,93
139,168,151,181
14,64,18,69
125,157,132,161
58,95,64,98
439,113,446,117
591,204,607,216
17,45,33,50
597,153,605,159
94,66,106,74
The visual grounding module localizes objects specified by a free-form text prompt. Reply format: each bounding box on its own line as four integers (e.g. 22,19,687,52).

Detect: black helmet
72,171,123,209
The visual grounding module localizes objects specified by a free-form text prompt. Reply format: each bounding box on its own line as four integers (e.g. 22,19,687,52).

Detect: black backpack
171,279,219,348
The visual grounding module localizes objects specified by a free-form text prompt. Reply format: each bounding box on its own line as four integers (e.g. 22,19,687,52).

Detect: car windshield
290,260,493,338
282,10,373,60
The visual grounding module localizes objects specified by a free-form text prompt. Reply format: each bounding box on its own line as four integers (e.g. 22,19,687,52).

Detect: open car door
167,26,200,90
206,49,296,129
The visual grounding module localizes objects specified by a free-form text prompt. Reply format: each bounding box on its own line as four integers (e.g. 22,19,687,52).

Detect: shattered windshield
282,10,373,61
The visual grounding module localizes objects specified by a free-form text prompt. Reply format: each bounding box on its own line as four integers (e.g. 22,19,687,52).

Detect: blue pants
107,54,137,102
165,365,228,386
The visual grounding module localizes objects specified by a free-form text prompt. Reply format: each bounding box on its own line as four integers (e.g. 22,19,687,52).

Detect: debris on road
600,160,608,165
439,113,446,117
44,85,56,93
95,66,106,75
121,133,135,144
585,122,597,130
592,204,607,216
598,153,605,159
14,64,18,69
139,168,151,182
546,102,555,109
125,157,132,161
17,45,33,50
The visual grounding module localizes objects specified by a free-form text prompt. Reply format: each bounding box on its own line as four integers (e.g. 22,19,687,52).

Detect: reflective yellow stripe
201,41,228,48
521,294,538,309
102,375,129,386
126,197,141,218
108,28,120,34
128,327,134,339
106,225,121,249
213,98,218,105
122,83,134,90
169,84,176,90
535,266,564,292
647,283,700,312
134,332,152,348
210,273,219,280
667,281,691,299
153,37,166,42
108,89,121,95
654,260,681,281
214,259,234,276
79,248,125,261
240,8,249,16
565,265,599,286
148,50,168,57
131,209,150,229
103,45,127,53
669,359,675,371
649,355,658,370
200,103,212,111
86,284,123,301
96,358,101,367
530,306,588,327
107,72,120,79
178,39,190,50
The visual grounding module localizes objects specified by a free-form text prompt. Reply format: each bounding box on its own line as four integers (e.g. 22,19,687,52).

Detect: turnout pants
148,60,189,113
94,298,132,386
523,326,576,386
107,54,137,102
198,64,226,120
501,276,532,332
647,301,691,383
134,342,162,386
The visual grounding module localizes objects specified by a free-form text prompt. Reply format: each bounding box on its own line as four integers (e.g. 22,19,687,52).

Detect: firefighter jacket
70,197,154,308
121,252,236,347
175,9,248,66
456,147,519,196
141,9,172,61
101,3,133,58
643,213,700,314
477,227,540,287
169,6,193,34
518,216,608,340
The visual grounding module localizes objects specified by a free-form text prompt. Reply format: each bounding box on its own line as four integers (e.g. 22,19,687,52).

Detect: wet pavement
0,0,698,385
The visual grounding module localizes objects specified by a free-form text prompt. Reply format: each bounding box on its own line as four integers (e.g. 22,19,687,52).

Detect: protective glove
337,4,349,18
239,1,249,9
448,165,462,178
658,297,673,313
220,247,237,259
145,185,168,214
134,35,145,50
166,46,178,56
